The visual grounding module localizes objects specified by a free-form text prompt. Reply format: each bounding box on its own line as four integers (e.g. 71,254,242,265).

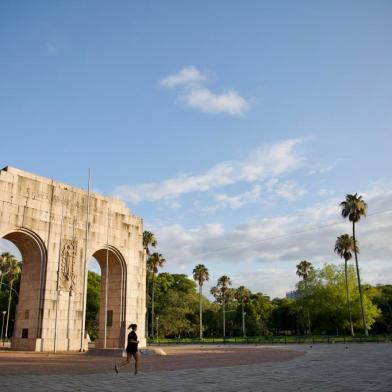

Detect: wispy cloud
213,185,262,209
159,66,206,88
113,139,303,203
265,179,308,201
159,66,250,116
182,87,249,116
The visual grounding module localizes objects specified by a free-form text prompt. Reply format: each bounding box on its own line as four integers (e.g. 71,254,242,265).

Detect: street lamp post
1,311,6,346
242,311,247,338
156,316,159,343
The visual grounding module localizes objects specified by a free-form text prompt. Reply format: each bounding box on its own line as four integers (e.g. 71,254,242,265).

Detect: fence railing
147,334,392,345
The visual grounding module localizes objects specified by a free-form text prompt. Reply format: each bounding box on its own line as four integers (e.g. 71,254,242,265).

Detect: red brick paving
0,346,304,375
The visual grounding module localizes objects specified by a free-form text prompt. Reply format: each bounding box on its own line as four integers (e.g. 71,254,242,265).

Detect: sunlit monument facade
0,166,146,351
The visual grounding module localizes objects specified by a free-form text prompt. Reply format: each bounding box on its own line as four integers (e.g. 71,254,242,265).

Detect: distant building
286,290,299,300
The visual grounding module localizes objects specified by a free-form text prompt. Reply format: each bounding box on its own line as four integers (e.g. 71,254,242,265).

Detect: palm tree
0,252,14,291
235,286,251,337
296,260,313,334
143,231,157,337
335,234,357,337
193,264,209,339
5,257,21,338
146,252,166,339
143,231,157,256
340,193,368,336
211,275,232,338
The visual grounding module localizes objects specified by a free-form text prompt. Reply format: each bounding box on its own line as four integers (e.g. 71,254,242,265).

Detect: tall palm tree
340,193,368,336
5,257,21,338
235,286,251,337
143,231,157,338
296,260,313,334
146,252,166,339
334,234,357,337
193,264,209,339
212,275,232,338
143,231,157,256
0,252,14,291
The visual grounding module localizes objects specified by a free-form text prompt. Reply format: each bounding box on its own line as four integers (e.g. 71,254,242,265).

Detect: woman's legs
132,352,139,374
115,352,131,372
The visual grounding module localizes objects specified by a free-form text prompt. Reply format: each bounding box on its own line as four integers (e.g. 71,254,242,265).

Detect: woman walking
115,324,140,375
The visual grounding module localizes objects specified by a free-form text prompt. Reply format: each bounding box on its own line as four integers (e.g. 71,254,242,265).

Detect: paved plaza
0,344,391,391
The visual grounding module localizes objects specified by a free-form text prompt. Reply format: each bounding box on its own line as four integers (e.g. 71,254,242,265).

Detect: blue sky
1,1,392,297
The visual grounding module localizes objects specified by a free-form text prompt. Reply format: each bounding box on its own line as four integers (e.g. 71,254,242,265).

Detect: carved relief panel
60,239,77,292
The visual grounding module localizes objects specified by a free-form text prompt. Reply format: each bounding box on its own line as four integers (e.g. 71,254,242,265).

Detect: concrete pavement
0,344,391,391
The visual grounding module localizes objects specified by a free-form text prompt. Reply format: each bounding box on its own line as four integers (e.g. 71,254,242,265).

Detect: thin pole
151,274,155,339
199,284,202,339
80,169,91,351
353,221,368,336
54,194,65,353
67,216,76,350
222,295,226,338
1,311,6,346
242,302,245,337
5,280,13,338
104,208,109,349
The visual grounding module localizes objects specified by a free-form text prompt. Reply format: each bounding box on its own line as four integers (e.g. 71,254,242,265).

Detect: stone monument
0,166,146,351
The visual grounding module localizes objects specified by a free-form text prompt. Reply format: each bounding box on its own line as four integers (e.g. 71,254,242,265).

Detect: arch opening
1,228,47,350
87,246,126,349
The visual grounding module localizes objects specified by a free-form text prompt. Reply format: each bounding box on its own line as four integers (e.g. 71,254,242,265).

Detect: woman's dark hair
128,323,137,330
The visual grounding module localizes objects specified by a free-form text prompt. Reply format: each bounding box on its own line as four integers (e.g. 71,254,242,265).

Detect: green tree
154,273,200,337
147,252,166,338
86,271,101,341
296,263,379,334
235,286,251,337
211,275,232,338
334,234,358,336
340,193,368,335
5,256,21,338
270,298,299,334
364,284,392,333
192,264,209,339
296,260,313,334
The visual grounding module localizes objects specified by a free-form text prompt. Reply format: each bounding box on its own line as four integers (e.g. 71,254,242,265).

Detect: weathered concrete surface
0,344,391,391
0,166,146,351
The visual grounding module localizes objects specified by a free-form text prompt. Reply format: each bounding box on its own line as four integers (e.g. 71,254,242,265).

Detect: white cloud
159,66,250,116
265,179,307,201
317,188,335,196
159,66,207,88
113,139,303,203
213,185,262,209
182,87,249,116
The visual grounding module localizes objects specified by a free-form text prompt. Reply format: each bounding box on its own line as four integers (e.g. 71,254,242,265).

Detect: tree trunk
222,296,226,338
344,259,355,337
199,284,203,339
6,279,13,338
305,279,311,335
242,302,246,337
146,274,149,339
151,273,155,339
353,221,368,336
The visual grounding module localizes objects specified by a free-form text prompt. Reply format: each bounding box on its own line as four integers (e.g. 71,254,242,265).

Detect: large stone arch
0,166,146,352
1,228,47,350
